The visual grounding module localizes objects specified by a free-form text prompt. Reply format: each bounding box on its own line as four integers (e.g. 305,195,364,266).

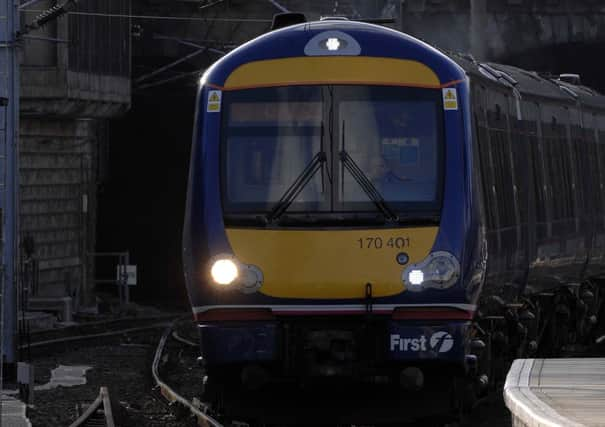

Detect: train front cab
184,22,483,391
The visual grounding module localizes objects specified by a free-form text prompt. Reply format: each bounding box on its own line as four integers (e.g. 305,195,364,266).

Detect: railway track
23,314,195,427
68,387,115,427
151,321,516,427
19,314,183,355
152,324,223,427
152,322,461,427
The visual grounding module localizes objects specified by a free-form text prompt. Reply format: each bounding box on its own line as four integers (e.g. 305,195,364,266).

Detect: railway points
68,387,116,427
0,309,189,427
504,358,605,427
153,325,223,427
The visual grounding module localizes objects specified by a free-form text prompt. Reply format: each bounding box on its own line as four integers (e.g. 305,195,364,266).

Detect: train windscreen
221,85,444,220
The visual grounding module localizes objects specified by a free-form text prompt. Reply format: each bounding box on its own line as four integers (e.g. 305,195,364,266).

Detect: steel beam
18,0,46,9
268,0,289,13
22,35,68,43
0,0,21,372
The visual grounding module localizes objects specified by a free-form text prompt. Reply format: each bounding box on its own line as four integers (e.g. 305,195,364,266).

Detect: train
182,13,605,418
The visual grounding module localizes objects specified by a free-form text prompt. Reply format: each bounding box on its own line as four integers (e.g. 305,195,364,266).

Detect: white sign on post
116,265,137,286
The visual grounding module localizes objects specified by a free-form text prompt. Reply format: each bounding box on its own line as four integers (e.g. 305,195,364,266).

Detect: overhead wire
135,70,203,91
20,9,272,23
18,3,268,89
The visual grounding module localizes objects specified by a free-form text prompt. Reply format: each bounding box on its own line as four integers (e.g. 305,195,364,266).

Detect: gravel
27,329,196,427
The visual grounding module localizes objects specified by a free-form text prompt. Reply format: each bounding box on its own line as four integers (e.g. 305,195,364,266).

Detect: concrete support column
1,0,21,366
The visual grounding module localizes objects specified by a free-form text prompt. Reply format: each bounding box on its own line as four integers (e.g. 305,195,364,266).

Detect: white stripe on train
192,303,477,314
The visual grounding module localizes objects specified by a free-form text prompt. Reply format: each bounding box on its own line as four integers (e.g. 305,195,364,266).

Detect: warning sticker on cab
442,88,458,111
207,90,222,112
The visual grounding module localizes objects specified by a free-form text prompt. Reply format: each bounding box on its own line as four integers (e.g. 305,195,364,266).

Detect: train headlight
304,31,361,56
239,264,264,294
424,255,458,287
402,252,460,292
408,270,424,287
208,255,264,292
325,37,341,51
210,258,239,285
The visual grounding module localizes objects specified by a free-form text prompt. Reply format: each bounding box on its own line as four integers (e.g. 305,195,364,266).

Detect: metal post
124,253,129,305
117,254,124,306
1,0,20,370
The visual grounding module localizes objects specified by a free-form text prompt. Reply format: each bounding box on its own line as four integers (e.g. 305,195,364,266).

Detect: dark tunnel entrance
498,42,605,93
97,82,196,309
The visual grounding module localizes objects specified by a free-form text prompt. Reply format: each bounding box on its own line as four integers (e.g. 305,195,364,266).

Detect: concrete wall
19,2,131,304
400,0,605,61
20,118,100,300
20,0,131,117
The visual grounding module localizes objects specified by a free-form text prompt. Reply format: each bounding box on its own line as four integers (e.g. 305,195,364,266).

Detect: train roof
204,17,605,111
450,53,605,111
203,19,465,90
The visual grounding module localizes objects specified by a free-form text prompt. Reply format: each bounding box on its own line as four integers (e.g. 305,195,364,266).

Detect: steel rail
152,325,223,427
171,330,197,347
26,313,183,342
21,323,172,349
68,386,115,427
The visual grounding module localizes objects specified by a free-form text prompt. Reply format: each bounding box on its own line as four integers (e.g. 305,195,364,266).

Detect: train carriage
455,57,605,295
183,14,605,416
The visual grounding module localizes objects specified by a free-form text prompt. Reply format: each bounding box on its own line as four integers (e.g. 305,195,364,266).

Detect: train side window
583,112,601,221
582,121,595,220
474,86,499,231
555,108,573,222
509,98,529,226
541,105,573,227
596,114,605,217
470,85,487,224
584,113,601,220
569,108,589,222
526,102,547,230
564,108,579,230
487,92,516,230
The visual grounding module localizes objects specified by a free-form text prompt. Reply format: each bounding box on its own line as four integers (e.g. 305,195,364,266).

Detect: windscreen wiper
266,122,328,223
339,121,399,222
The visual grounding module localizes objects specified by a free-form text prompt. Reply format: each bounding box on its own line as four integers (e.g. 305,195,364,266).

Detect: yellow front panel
222,57,442,90
226,227,438,299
